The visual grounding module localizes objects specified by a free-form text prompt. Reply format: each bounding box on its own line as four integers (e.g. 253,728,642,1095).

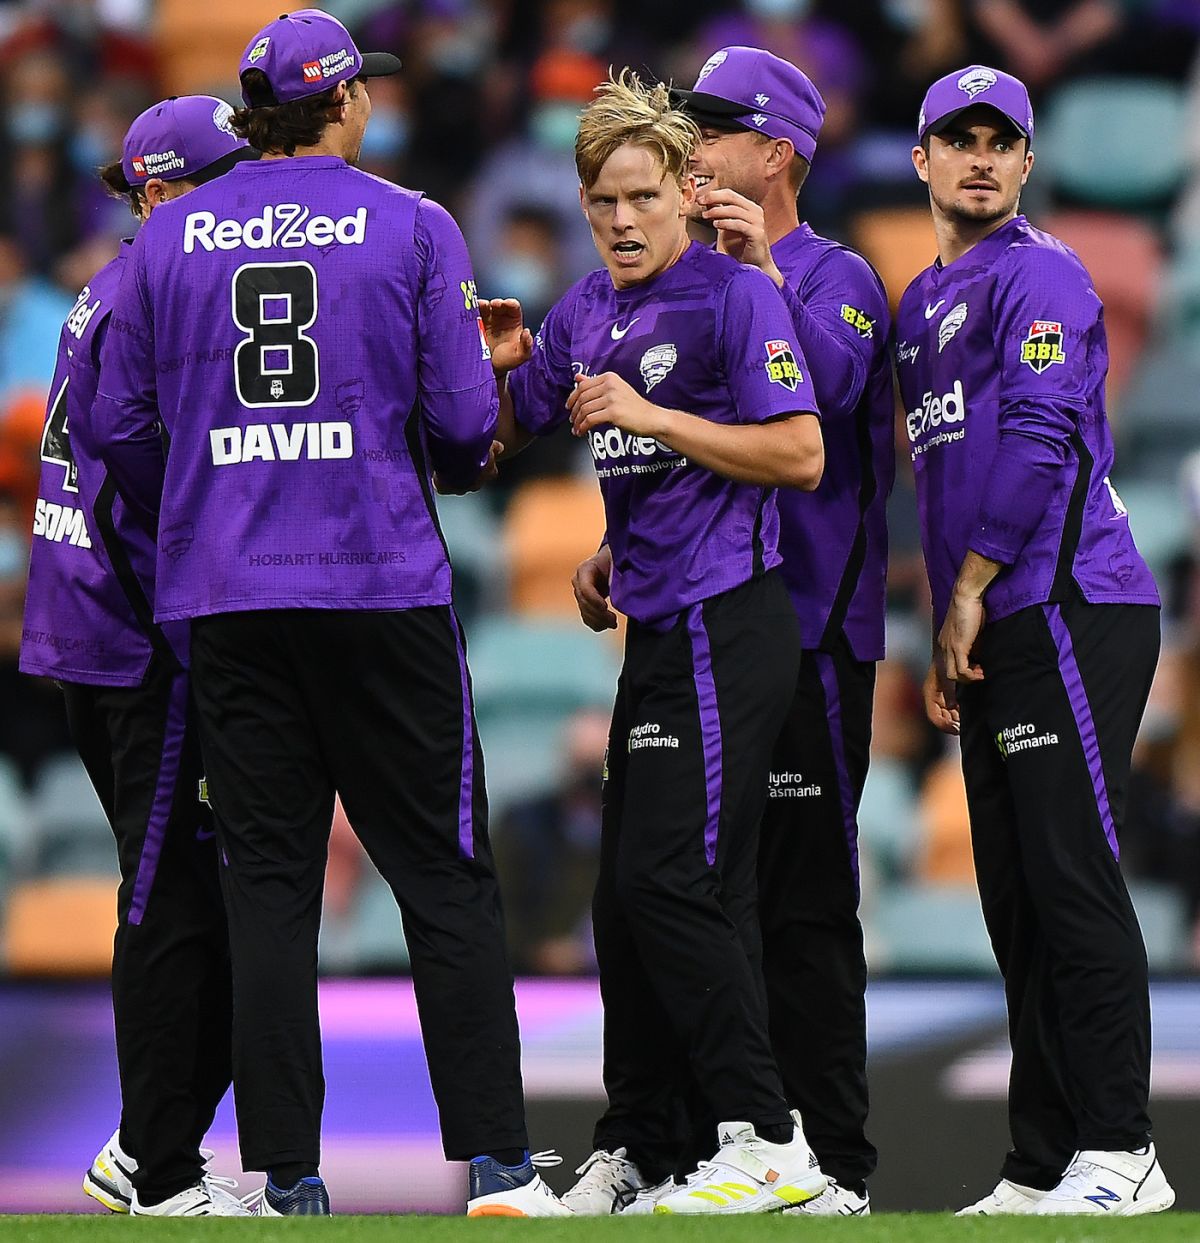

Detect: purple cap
121,95,255,187
239,8,401,108
918,65,1034,142
671,46,826,163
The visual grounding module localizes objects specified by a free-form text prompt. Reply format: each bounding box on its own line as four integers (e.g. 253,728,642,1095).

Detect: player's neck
932,206,1018,267
260,135,351,162
761,189,800,247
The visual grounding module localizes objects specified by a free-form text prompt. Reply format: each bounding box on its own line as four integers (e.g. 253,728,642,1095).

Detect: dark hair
230,71,360,155
99,158,144,218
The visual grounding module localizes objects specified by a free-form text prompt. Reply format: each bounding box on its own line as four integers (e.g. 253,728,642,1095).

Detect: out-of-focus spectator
493,707,608,974
355,75,414,183
0,52,83,274
464,48,608,284
0,235,74,406
479,205,564,334
967,0,1125,92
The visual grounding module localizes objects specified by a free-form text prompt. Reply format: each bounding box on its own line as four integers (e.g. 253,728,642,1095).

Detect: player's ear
578,182,589,218
768,137,793,180
1021,147,1034,184
912,144,929,184
678,172,696,217
142,177,169,213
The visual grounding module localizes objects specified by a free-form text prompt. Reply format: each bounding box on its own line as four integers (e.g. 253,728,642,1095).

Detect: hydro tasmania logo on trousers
183,204,367,253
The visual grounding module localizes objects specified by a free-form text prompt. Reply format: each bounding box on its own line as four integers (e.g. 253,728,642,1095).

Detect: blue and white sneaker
466,1150,571,1217
251,1176,331,1216
84,1130,135,1213
1033,1146,1174,1216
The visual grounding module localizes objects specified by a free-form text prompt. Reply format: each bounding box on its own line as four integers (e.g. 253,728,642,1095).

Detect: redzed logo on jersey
764,339,802,392
1021,320,1067,374
302,61,323,83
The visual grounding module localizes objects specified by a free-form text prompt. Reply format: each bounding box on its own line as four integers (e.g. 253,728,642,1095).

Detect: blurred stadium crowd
2,0,1200,978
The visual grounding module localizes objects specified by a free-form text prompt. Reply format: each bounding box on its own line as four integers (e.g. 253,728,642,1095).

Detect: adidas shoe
622,1177,678,1215
466,1150,572,1217
84,1130,135,1213
248,1176,331,1216
786,1179,870,1216
1034,1146,1174,1216
562,1147,648,1214
654,1111,828,1215
131,1180,250,1216
957,1178,1048,1215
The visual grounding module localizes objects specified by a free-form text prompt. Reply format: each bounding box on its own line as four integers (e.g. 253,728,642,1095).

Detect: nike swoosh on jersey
924,300,945,319
610,318,640,340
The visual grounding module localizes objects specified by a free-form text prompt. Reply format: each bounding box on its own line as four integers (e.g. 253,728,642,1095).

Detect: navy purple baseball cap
239,8,402,108
119,95,256,188
670,46,826,163
918,65,1034,143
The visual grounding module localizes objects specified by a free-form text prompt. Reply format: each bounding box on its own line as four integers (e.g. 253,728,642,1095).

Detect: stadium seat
848,206,937,312
870,882,997,974
468,616,620,813
29,755,115,878
320,870,411,974
503,477,607,617
1039,211,1162,410
3,878,115,976
154,0,297,96
1106,476,1189,579
1119,338,1200,477
0,755,30,882
1037,79,1187,210
435,491,508,621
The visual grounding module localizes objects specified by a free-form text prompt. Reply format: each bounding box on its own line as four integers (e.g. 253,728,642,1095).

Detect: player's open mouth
694,175,713,189
962,180,998,192
612,241,645,262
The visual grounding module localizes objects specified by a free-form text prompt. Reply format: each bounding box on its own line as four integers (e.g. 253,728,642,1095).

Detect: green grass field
0,1216,1198,1242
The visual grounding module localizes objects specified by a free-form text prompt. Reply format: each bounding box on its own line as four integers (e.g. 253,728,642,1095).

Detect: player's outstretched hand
699,188,784,287
480,298,533,374
434,439,504,495
573,544,618,632
923,660,960,735
567,371,661,438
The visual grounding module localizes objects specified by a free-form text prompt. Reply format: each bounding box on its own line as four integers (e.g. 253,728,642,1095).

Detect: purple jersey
508,241,818,625
93,156,497,622
20,249,168,686
895,215,1158,629
773,225,894,661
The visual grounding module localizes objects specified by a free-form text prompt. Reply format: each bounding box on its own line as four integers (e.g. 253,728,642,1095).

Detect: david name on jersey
183,203,367,254
210,421,353,464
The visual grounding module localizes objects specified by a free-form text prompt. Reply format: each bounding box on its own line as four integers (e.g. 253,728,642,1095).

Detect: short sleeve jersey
508,242,818,625
895,215,1158,628
93,156,498,622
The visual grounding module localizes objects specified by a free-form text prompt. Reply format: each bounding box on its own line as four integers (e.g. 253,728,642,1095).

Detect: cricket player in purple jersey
565,48,893,1218
90,9,565,1219
897,66,1172,1216
482,71,828,1216
19,96,256,1218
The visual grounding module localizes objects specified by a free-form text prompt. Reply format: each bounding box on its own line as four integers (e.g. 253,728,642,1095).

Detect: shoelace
531,1151,563,1170
573,1149,626,1179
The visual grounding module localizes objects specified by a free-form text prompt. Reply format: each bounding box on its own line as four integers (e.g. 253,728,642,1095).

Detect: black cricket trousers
590,572,801,1179
190,606,528,1171
959,594,1159,1190
64,659,233,1204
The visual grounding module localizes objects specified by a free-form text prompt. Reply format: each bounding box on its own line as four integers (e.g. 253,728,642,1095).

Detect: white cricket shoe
654,1112,827,1215
84,1130,135,1213
131,1180,251,1216
561,1147,648,1214
1034,1146,1174,1216
787,1179,870,1216
957,1177,1048,1215
466,1150,572,1217
622,1177,678,1215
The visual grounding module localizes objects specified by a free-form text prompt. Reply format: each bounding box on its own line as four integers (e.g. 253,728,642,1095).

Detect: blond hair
575,69,700,189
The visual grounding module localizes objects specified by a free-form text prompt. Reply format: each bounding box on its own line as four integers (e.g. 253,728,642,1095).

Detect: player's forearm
951,549,1002,603
495,379,535,461
650,408,823,489
94,419,166,534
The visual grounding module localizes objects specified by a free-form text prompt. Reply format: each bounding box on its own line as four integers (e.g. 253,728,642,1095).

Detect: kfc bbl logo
1020,320,1067,374
270,378,285,399
764,339,802,392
